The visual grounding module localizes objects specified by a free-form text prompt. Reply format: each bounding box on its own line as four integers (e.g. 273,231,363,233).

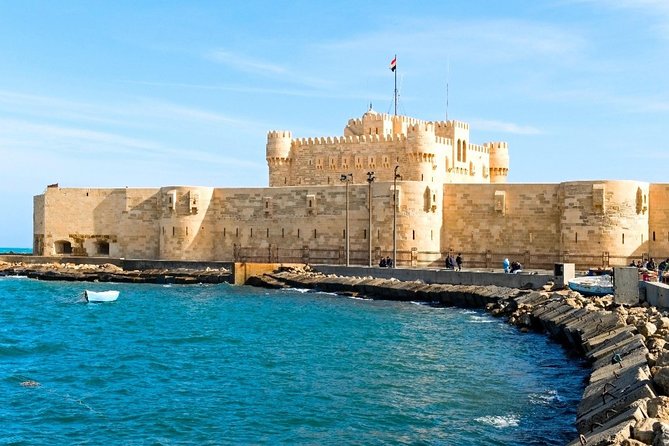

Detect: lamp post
393,165,401,268
367,171,375,267
340,173,352,266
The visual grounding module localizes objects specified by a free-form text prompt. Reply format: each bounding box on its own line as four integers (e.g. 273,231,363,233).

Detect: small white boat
84,290,120,303
568,275,614,296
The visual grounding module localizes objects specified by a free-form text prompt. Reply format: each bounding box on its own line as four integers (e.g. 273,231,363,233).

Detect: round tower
488,142,509,184
406,123,436,182
266,130,292,187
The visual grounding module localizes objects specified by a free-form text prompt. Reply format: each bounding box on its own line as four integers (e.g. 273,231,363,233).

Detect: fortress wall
560,181,649,265
442,184,561,265
650,184,669,259
173,182,442,262
286,137,463,186
156,187,216,260
287,138,406,185
33,194,45,254
40,188,125,256
116,189,161,259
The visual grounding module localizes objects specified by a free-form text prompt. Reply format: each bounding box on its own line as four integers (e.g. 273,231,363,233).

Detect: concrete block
577,381,655,433
614,267,640,305
584,325,637,355
554,263,575,287
643,281,669,309
591,336,647,369
568,419,635,446
589,349,650,383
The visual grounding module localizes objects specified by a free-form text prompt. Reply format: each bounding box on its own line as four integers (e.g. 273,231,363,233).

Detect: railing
231,246,631,270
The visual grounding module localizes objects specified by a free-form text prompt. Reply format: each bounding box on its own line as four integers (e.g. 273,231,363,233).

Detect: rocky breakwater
249,267,669,446
0,261,231,284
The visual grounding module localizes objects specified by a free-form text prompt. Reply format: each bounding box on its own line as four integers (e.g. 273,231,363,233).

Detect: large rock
655,368,669,395
656,352,669,368
641,322,659,338
648,397,669,421
635,418,663,443
654,422,669,446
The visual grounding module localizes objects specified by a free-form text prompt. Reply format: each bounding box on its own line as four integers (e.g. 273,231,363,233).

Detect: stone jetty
248,266,669,446
0,261,231,284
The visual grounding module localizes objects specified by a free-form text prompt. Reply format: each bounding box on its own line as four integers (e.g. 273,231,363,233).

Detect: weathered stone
659,318,669,330
641,322,660,338
648,397,669,420
656,351,669,368
655,368,669,395
635,418,663,443
650,337,669,353
653,421,669,446
568,419,635,446
622,439,652,446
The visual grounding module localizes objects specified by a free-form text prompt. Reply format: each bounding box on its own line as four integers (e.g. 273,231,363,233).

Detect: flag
389,56,397,72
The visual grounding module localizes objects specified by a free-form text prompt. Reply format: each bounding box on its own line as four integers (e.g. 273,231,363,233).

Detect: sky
1,0,668,247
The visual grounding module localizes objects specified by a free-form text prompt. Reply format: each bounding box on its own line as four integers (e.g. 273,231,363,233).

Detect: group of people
445,253,463,271
503,258,523,274
629,258,668,271
378,256,393,268
629,257,669,283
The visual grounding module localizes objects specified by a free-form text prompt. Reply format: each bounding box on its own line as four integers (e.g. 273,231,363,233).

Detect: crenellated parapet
266,130,293,160
488,141,509,183
406,122,436,154
292,133,407,147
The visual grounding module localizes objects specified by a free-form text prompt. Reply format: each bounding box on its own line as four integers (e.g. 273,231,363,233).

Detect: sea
0,267,588,445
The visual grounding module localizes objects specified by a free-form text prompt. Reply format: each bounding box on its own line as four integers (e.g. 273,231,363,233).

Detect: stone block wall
560,181,649,265
650,184,669,260
442,183,561,267
33,180,668,268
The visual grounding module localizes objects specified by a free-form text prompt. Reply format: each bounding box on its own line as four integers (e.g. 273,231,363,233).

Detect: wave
0,275,29,280
529,389,564,406
468,315,495,324
475,415,520,428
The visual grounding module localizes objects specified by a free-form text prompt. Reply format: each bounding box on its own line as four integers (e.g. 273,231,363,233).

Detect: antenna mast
446,58,450,121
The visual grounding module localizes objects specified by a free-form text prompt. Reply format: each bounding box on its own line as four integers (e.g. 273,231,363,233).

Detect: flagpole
394,54,397,116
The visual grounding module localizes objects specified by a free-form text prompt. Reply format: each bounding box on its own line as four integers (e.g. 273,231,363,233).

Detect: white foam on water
529,389,562,405
344,295,368,300
475,415,520,428
0,275,28,280
285,288,311,294
469,315,495,324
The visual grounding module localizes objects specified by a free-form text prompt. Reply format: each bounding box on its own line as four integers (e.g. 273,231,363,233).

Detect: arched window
463,141,467,162
457,140,462,162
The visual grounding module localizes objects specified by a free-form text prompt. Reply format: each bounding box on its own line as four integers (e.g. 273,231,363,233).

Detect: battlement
407,122,435,133
267,130,292,139
347,113,424,129
292,133,408,147
486,141,508,150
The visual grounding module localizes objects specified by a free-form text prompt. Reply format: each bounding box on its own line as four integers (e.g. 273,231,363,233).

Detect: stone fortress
33,108,669,269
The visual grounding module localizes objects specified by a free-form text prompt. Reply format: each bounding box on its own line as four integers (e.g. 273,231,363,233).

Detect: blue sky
1,0,668,247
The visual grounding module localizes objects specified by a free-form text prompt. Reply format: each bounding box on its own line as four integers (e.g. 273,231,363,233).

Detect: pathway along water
1,277,585,445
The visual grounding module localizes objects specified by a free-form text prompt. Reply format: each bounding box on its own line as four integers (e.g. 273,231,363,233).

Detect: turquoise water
1,278,587,445
0,247,31,254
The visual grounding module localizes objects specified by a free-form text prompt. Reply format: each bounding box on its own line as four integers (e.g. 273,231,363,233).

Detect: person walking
456,253,463,271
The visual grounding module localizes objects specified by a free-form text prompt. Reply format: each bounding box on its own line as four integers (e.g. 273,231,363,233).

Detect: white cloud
206,50,287,75
0,117,261,169
204,49,334,90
